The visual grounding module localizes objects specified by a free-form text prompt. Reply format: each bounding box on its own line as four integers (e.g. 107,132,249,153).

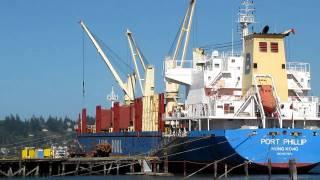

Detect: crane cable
93,33,134,76
82,29,86,101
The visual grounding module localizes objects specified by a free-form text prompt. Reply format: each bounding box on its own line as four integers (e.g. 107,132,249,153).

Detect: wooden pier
0,156,165,177
0,156,299,178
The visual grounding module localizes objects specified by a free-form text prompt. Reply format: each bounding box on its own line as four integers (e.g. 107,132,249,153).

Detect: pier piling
164,152,168,173
107,163,112,174
183,160,186,177
244,161,249,177
7,167,13,177
49,162,52,176
224,164,228,179
116,163,119,175
268,158,272,180
89,163,93,175
130,164,134,173
35,165,39,177
57,165,61,176
75,162,79,175
214,161,217,179
103,163,107,175
22,166,26,177
152,160,156,173
289,159,297,180
62,163,65,175
156,163,160,173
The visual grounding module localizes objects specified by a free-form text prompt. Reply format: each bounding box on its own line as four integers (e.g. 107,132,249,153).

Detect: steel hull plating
77,128,320,173
166,129,320,173
77,132,162,155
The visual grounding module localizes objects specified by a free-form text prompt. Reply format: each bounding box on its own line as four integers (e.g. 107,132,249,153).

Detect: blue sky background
0,0,319,119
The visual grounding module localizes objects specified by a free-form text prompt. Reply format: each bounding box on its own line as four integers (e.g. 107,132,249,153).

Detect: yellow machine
21,147,35,159
44,148,53,158
21,147,53,159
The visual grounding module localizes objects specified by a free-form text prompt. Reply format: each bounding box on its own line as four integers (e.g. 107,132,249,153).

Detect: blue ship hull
77,131,162,155
77,128,320,173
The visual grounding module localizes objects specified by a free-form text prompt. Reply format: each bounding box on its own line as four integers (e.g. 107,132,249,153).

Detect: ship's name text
260,138,307,146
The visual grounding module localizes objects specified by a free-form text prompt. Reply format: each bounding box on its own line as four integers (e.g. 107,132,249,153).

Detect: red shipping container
113,102,120,132
158,93,165,132
134,98,143,132
77,113,81,135
119,105,131,130
101,109,112,131
81,108,87,133
96,106,102,133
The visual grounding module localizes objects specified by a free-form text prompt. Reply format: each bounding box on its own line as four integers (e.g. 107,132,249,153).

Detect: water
4,175,320,180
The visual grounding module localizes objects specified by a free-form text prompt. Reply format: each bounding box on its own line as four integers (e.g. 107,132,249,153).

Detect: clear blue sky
0,0,319,120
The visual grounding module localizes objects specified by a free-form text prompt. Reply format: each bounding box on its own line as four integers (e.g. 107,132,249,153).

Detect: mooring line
54,135,239,176
53,135,212,176
217,161,249,180
184,153,237,179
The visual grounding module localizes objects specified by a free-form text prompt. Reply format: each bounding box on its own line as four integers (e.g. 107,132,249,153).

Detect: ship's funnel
262,25,269,34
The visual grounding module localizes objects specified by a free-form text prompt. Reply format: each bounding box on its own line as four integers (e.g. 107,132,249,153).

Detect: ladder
209,72,223,87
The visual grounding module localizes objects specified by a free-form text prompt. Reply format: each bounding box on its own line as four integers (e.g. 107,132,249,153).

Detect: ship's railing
164,51,243,71
239,15,255,24
205,51,242,58
289,96,319,103
287,62,310,73
86,125,96,133
210,95,243,101
164,58,194,69
164,101,243,119
222,51,242,58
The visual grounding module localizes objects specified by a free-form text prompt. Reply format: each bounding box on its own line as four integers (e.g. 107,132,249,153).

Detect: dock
0,156,299,179
0,156,167,177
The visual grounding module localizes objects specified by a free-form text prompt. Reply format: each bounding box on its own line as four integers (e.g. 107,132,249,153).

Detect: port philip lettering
261,138,307,146
260,138,280,145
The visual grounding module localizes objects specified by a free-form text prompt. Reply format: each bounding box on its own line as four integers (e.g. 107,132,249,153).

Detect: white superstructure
163,0,320,134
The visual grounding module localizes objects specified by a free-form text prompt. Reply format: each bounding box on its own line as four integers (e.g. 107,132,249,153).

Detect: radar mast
238,0,255,52
107,86,118,107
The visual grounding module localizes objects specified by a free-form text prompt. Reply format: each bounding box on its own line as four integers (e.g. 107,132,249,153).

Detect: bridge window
259,42,267,52
271,42,279,53
282,64,286,69
222,73,231,78
229,106,234,113
224,104,234,114
253,63,258,69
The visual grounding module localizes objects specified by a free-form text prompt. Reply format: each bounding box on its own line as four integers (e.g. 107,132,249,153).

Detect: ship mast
238,0,255,53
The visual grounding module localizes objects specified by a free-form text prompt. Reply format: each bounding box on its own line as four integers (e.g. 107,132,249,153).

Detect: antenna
232,28,234,56
107,86,118,107
238,0,255,52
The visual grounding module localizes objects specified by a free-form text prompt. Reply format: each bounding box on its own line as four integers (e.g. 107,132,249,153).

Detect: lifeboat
259,85,276,113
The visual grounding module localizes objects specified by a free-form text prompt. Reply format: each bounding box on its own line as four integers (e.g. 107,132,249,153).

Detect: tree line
0,115,78,146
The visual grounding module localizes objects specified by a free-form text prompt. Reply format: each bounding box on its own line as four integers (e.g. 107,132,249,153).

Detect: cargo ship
76,0,320,173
